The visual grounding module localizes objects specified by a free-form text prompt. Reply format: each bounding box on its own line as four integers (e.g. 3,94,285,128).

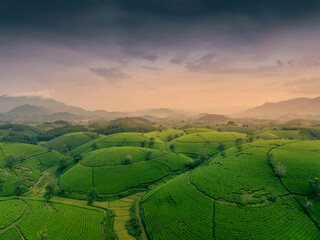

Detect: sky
1,0,320,113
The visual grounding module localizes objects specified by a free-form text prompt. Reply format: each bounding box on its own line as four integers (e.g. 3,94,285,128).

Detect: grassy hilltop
141,140,320,239
1,120,320,240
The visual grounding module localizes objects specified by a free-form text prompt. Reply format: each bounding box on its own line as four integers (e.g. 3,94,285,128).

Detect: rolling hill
60,146,193,194
168,130,247,155
45,132,101,152
141,140,320,239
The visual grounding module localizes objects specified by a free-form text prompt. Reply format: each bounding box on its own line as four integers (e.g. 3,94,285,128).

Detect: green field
45,132,101,152
0,143,63,196
1,124,320,240
72,132,165,155
0,198,114,240
60,147,193,194
141,140,320,239
254,129,312,140
169,131,247,154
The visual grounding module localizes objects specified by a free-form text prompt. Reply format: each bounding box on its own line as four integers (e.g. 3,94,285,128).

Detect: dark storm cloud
88,67,129,83
185,53,285,75
1,0,320,46
170,55,189,65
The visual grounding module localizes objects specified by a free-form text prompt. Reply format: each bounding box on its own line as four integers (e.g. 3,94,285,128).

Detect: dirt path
0,199,30,234
14,226,25,240
95,194,144,240
136,197,148,240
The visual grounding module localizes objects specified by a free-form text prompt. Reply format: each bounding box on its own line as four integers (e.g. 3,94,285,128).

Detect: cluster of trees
186,148,210,169
57,157,67,172
37,125,88,141
2,133,38,144
0,178,5,193
166,133,184,142
13,177,28,196
5,154,26,168
123,155,132,165
91,118,156,135
309,178,320,200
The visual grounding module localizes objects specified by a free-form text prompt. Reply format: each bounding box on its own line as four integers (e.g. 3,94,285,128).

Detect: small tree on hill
57,157,67,172
87,188,99,205
235,138,244,151
5,154,18,168
140,140,146,147
304,200,313,213
167,135,173,142
61,144,71,154
217,142,226,152
146,151,152,160
199,148,209,163
37,229,48,240
91,142,100,151
275,163,287,178
267,153,276,166
123,155,132,165
246,132,254,142
13,177,28,196
0,178,5,193
72,153,82,163
170,144,175,152
227,121,236,126
149,138,155,148
43,182,55,200
309,177,320,200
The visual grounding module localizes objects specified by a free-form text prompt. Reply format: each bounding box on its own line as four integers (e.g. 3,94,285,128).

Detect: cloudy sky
1,0,320,113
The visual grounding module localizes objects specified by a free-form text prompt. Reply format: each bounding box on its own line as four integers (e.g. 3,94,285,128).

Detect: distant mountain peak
240,96,320,120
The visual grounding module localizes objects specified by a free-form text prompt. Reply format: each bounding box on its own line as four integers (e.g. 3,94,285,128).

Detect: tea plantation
141,140,320,239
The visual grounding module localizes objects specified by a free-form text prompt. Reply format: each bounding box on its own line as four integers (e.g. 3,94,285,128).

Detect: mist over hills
1,95,320,123
239,96,320,120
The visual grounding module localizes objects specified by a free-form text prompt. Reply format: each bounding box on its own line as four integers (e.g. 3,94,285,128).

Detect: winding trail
136,197,148,240
14,225,25,240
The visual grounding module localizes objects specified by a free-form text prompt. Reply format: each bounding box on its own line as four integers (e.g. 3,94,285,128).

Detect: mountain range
1,95,320,123
239,96,320,120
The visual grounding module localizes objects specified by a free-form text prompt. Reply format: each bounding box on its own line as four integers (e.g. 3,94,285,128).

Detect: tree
199,148,209,162
91,142,100,151
275,163,287,177
37,229,48,240
267,153,276,166
61,144,71,154
235,138,244,151
0,178,5,193
5,154,18,168
146,151,152,160
304,200,313,213
140,140,146,147
13,177,28,196
246,132,254,142
87,188,99,205
72,153,82,163
170,144,175,152
57,157,67,172
227,120,236,126
217,142,226,152
123,155,132,165
309,177,320,200
43,182,55,200
149,137,155,148
167,135,173,142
